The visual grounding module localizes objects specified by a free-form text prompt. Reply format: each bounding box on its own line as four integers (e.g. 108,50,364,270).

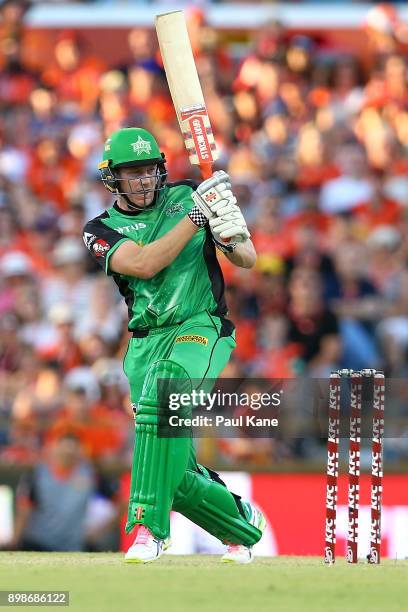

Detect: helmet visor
99,161,167,209
114,165,158,196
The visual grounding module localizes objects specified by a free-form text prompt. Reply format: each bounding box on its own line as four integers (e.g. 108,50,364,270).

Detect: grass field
1,553,407,612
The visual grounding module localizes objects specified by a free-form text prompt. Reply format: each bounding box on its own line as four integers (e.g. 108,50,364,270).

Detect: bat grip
199,163,213,180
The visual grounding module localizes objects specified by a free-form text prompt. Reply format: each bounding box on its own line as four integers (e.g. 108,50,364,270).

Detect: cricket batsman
83,127,266,564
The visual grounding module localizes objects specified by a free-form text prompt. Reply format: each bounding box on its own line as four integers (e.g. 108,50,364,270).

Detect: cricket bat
155,10,218,180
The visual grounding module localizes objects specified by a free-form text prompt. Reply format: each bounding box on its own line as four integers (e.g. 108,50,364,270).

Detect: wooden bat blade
155,10,218,176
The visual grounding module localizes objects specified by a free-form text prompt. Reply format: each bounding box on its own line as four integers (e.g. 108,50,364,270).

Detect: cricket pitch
1,553,406,612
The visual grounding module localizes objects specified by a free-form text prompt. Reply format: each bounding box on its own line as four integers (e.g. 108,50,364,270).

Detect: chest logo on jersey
175,334,208,346
117,223,147,234
166,202,185,217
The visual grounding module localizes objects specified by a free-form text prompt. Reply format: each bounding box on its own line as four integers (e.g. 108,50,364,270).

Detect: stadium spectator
319,143,373,214
7,434,118,552
286,267,341,376
41,30,105,114
42,237,92,320
45,368,126,463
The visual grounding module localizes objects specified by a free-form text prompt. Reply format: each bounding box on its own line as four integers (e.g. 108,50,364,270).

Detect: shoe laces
135,525,153,545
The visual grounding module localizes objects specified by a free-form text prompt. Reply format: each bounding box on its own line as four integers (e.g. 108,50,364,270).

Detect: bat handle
199,163,213,180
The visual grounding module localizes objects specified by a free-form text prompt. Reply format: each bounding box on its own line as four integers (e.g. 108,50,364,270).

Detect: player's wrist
212,236,237,253
188,205,208,228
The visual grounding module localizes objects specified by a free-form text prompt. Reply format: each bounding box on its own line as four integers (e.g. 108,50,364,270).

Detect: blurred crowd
0,1,408,474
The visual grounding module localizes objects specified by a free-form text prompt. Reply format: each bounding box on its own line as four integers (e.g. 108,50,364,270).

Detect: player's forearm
225,239,257,269
110,216,199,279
142,216,199,277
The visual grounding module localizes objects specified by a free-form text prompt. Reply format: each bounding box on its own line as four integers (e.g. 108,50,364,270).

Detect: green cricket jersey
83,181,228,330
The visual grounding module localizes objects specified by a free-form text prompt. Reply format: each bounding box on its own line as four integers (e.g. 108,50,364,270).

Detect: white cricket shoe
124,525,171,564
221,544,253,564
221,503,266,564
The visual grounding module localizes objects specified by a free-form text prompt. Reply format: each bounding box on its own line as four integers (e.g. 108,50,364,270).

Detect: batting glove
209,202,250,243
190,171,232,220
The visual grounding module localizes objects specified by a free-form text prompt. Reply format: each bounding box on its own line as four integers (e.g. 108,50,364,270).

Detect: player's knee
138,359,193,420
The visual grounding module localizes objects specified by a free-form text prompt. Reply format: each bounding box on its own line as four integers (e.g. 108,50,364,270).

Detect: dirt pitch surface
1,553,406,612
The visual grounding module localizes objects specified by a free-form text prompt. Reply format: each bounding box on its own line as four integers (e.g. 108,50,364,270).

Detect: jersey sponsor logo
166,202,185,217
83,232,97,249
116,223,147,234
93,239,110,257
130,136,152,155
175,334,208,346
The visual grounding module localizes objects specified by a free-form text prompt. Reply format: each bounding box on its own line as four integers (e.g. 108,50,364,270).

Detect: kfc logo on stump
93,239,110,257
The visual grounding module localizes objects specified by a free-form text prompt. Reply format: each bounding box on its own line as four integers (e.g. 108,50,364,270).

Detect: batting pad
126,359,192,540
173,465,263,546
